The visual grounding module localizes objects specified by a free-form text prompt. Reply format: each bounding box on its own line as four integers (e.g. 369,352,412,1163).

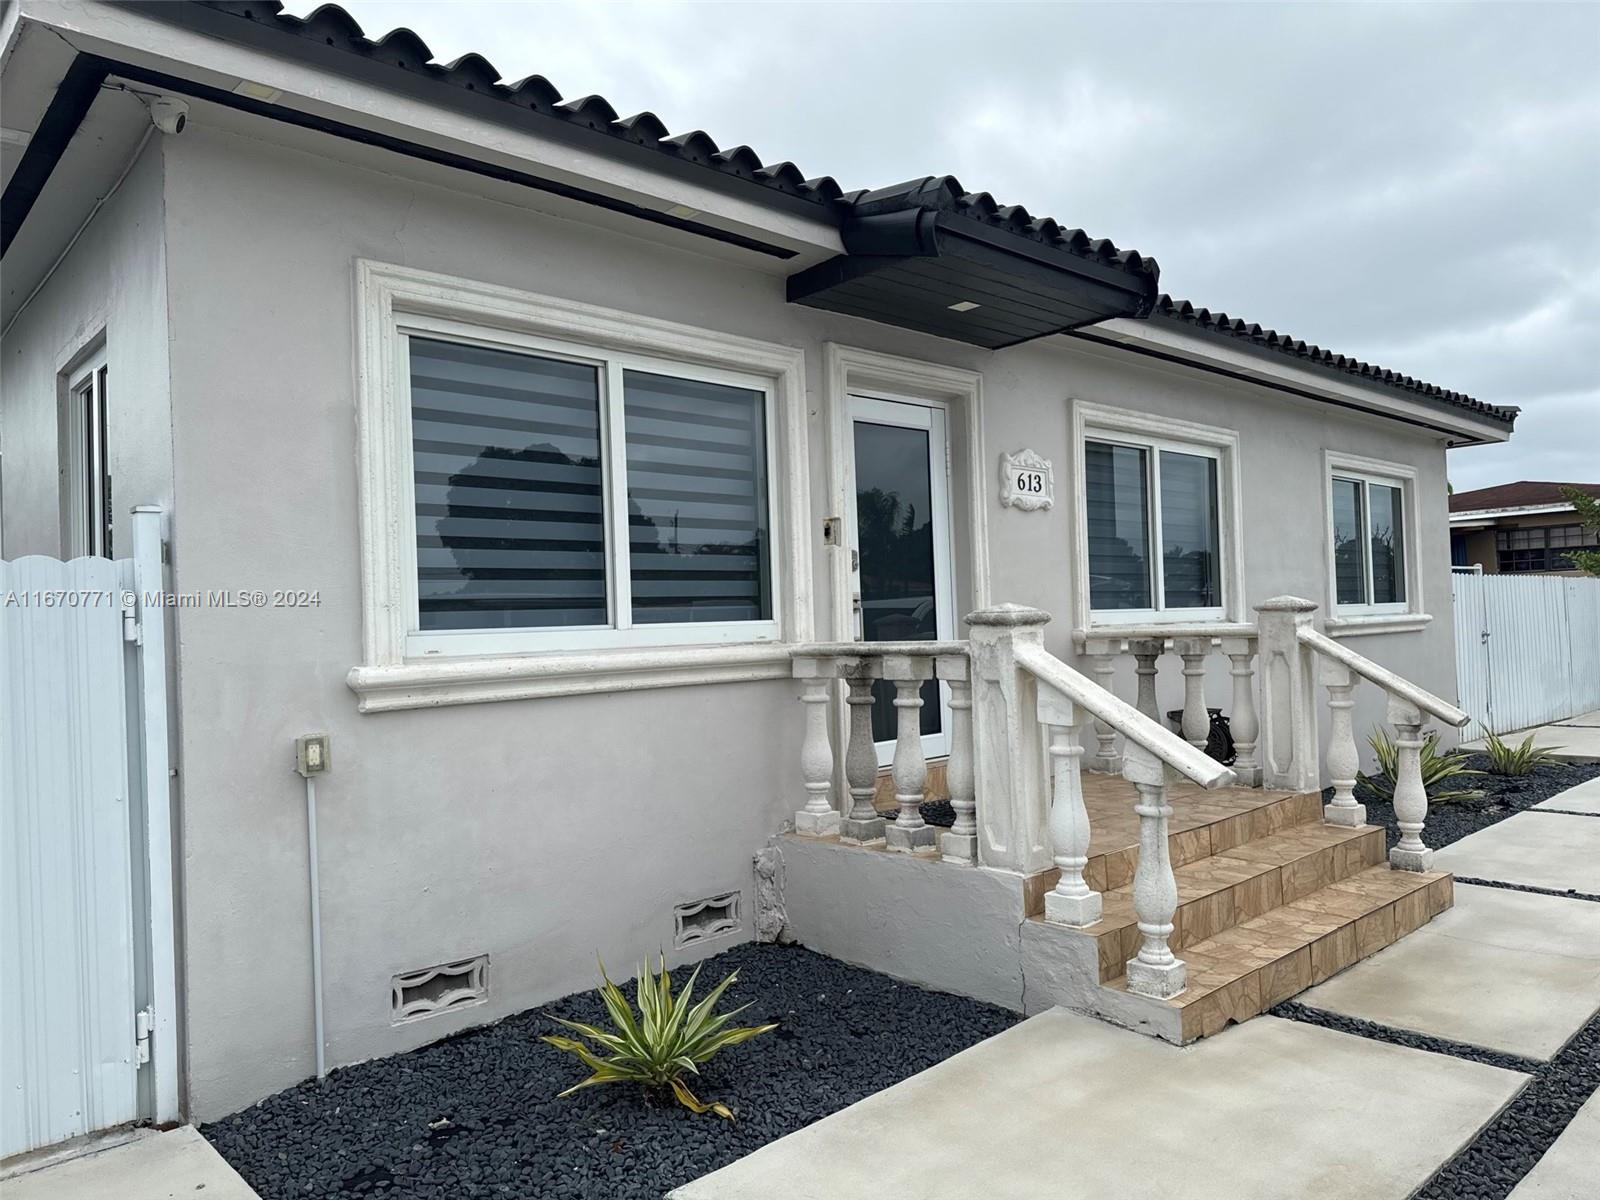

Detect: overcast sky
307,1,1598,493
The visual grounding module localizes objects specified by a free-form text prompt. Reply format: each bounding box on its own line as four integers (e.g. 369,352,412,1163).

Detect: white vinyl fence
1453,570,1600,740
0,508,177,1158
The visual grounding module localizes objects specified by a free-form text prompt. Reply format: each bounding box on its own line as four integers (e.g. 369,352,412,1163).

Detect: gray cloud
309,0,1599,489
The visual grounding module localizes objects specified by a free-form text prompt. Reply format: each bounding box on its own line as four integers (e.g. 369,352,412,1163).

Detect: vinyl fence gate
1452,570,1600,741
1,507,178,1159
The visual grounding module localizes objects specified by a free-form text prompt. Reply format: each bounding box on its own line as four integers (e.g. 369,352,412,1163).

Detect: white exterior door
0,541,173,1157
848,394,957,765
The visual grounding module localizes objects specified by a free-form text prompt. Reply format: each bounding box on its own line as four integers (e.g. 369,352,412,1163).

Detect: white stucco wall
3,114,1464,1119
0,138,171,558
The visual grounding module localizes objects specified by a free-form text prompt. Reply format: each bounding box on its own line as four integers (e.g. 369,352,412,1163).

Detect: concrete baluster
1123,741,1186,999
1131,640,1162,722
883,654,935,853
1388,697,1434,871
792,657,840,837
840,660,886,844
1320,658,1366,826
1221,636,1261,787
1038,684,1101,927
1174,638,1211,749
940,654,977,864
1086,649,1122,773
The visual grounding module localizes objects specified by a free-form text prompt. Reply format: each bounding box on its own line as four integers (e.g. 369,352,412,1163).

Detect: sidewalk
676,773,1600,1200
1,1127,258,1200
1464,710,1600,763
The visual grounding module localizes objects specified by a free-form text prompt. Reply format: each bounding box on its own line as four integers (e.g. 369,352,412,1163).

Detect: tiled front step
1107,867,1455,1043
1056,823,1388,984
1025,789,1324,910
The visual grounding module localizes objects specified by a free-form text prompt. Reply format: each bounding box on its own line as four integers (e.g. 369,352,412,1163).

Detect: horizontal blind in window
623,370,771,625
410,337,608,630
1085,441,1152,610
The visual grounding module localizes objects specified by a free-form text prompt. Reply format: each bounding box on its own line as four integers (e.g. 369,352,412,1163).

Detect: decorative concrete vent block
673,892,741,948
391,955,488,1024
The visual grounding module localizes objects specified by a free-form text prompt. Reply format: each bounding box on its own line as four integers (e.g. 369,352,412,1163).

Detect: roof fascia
12,1,841,259
1082,316,1513,447
1448,503,1575,523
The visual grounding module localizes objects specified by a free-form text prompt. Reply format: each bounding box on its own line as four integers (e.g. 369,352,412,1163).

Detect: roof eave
1080,316,1515,446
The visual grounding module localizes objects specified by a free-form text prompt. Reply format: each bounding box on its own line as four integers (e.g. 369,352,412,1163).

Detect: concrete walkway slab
671,1009,1527,1200
1552,710,1600,728
1464,719,1600,763
1534,776,1600,814
1299,884,1600,1059
1432,811,1600,893
0,1127,258,1200
1509,1090,1600,1199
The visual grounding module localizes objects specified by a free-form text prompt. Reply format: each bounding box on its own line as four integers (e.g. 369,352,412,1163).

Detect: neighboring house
1449,481,1600,574
0,0,1515,1148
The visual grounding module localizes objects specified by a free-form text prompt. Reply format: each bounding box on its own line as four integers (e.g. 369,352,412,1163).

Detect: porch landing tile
669,1008,1527,1200
1298,883,1600,1060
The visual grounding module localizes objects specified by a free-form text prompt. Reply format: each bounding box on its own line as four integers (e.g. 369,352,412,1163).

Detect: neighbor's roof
1449,481,1600,513
153,2,1509,428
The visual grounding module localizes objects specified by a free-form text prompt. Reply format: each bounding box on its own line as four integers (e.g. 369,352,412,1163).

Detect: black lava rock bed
1345,754,1600,853
202,944,1017,1200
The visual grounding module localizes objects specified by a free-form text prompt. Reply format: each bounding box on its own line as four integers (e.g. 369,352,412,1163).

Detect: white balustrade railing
1255,596,1470,871
790,592,1466,1009
789,643,975,861
1077,627,1262,787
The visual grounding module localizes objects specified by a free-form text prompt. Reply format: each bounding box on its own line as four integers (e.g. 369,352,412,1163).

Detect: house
0,0,1517,1155
1449,481,1600,574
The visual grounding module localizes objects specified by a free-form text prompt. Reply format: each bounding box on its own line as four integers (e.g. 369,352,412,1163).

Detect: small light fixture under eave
948,300,982,313
665,203,701,219
232,79,283,103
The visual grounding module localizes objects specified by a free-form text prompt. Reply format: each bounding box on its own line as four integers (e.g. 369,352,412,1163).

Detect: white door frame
846,391,957,764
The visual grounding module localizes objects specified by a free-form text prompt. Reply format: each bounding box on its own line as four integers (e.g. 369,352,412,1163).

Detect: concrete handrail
1013,641,1236,790
791,641,968,659
1297,626,1470,728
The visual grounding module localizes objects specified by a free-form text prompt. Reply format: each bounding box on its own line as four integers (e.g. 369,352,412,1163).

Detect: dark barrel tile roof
179,1,1507,429
1150,297,1517,426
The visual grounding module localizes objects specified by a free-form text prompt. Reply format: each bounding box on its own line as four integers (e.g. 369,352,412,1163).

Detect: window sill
1323,612,1434,638
346,643,794,712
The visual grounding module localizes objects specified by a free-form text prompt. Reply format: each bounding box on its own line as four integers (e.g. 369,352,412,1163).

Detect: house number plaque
1000,449,1054,511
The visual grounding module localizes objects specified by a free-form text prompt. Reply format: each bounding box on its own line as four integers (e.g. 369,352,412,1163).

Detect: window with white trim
1083,432,1225,619
1330,471,1408,611
65,348,111,558
402,324,778,656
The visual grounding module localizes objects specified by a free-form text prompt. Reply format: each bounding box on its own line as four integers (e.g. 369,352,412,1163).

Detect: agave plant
1359,729,1483,804
1481,730,1563,777
542,958,776,1119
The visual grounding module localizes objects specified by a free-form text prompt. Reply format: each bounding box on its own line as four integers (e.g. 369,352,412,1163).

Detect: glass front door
850,395,955,764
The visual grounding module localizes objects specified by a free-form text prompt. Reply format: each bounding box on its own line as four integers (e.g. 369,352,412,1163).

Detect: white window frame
399,314,781,657
1070,400,1244,631
1322,450,1428,634
349,261,812,711
63,345,110,558
846,391,959,765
